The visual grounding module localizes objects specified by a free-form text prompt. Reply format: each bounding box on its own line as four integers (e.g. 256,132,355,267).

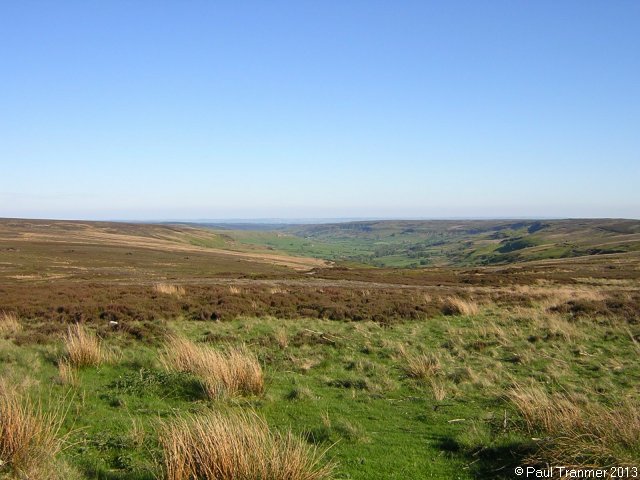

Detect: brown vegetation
160,410,333,480
0,384,68,479
0,218,328,271
153,283,185,296
161,336,264,397
510,384,640,467
57,360,78,387
429,379,447,401
0,311,21,335
401,348,442,381
63,324,106,367
441,296,480,316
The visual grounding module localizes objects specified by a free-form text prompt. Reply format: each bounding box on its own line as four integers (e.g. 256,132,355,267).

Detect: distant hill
0,218,328,279
3,217,639,272
210,219,640,268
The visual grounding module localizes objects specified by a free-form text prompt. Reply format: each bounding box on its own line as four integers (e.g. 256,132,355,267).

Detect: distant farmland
194,218,640,267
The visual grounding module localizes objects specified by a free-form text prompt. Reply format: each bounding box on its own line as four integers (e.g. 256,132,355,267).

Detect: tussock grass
290,354,322,374
128,417,146,449
270,286,288,295
0,311,21,335
429,378,447,401
441,296,480,316
161,336,264,397
57,360,78,387
160,410,334,480
63,324,106,367
510,384,640,467
274,328,289,349
402,349,442,381
286,385,315,401
154,283,185,296
540,286,607,307
0,384,68,479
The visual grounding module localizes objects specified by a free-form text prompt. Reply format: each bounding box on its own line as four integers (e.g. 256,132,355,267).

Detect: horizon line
2,215,639,225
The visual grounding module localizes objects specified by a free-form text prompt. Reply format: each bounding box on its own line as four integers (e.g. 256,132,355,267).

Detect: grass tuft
160,410,334,480
153,283,185,296
286,385,314,401
57,360,78,387
0,384,68,479
63,324,105,368
429,378,447,401
441,296,480,316
0,311,21,335
403,351,442,381
510,384,640,467
161,335,264,397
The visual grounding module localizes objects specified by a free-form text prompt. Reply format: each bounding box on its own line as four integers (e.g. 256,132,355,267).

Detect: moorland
0,217,639,479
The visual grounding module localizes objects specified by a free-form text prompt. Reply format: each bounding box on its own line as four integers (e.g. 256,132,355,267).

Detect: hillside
218,219,640,267
1,217,639,478
0,218,328,284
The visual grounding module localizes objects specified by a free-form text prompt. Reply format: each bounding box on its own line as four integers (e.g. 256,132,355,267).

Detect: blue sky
1,1,639,220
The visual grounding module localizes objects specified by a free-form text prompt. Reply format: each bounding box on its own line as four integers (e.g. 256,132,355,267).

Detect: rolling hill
211,219,640,268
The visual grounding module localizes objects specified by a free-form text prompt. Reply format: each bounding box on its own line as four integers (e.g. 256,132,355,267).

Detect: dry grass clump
161,336,264,397
403,351,442,381
270,286,288,295
510,384,640,467
510,384,582,432
63,324,106,367
273,328,289,349
539,313,580,341
441,296,480,316
160,410,334,480
128,417,146,449
154,283,185,296
0,385,68,479
540,286,606,308
429,378,447,401
57,360,78,387
0,311,21,335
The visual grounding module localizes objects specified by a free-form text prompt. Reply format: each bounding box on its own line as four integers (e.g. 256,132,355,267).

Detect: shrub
160,410,334,480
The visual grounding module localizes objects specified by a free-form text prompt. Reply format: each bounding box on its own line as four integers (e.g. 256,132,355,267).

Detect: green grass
2,301,639,479
184,233,231,249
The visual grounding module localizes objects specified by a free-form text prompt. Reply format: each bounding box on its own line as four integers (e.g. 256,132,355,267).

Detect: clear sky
1,1,639,220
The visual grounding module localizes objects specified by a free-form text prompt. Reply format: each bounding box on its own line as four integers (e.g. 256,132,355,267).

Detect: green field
204,219,640,268
3,303,639,479
1,219,639,479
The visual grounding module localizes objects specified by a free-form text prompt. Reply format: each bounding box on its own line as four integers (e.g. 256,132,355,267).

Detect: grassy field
1,219,639,479
206,219,640,268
